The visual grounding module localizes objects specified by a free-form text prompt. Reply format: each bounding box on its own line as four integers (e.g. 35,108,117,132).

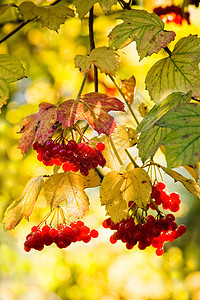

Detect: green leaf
100,169,152,223
0,4,14,15
156,103,200,168
92,125,131,171
136,91,191,162
146,35,200,102
108,9,176,60
19,2,74,31
74,0,117,19
75,47,119,76
43,170,100,218
3,176,44,230
0,54,26,112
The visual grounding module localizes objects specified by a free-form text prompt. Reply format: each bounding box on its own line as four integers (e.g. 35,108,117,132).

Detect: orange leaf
120,75,136,105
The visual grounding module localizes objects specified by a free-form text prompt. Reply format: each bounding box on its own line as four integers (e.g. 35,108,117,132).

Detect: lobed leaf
109,9,176,60
146,35,200,102
19,103,58,154
43,170,100,218
75,47,119,76
19,2,74,31
57,92,125,136
74,0,117,19
100,168,151,223
3,176,44,230
159,165,200,200
157,103,200,168
0,54,26,111
136,91,191,162
92,125,131,170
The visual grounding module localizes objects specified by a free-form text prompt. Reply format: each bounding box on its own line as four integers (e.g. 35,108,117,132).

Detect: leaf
92,125,131,170
184,165,199,183
74,0,117,19
75,47,119,76
157,103,200,168
120,75,136,105
159,165,200,200
19,103,58,154
100,168,152,223
3,176,44,230
138,102,149,118
146,35,200,102
19,2,74,31
108,9,176,60
136,91,191,162
57,92,125,136
43,170,100,218
0,54,26,111
0,4,14,15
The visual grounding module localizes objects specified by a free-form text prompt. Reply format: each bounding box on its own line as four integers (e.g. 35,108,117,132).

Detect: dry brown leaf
120,75,136,105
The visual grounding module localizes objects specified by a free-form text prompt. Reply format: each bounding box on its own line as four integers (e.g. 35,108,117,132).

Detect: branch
89,7,98,92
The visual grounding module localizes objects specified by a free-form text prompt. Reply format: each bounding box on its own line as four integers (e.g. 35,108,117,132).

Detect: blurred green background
0,1,200,299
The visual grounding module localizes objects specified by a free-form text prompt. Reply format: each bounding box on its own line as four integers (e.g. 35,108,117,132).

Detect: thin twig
89,7,98,92
125,148,139,168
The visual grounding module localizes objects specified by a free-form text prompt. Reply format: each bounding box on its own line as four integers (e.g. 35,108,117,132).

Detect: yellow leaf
92,125,130,171
120,75,136,105
3,176,44,230
100,168,151,223
160,165,200,200
43,170,100,218
138,102,149,118
184,165,199,183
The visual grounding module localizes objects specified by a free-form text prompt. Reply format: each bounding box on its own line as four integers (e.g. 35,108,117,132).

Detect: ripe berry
96,142,105,151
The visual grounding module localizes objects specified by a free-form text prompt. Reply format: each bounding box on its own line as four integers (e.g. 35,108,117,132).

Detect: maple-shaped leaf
3,176,44,230
137,91,191,162
0,54,26,112
74,0,117,19
109,9,176,60
57,92,125,136
19,2,74,31
19,102,58,154
92,125,130,171
100,169,151,223
159,165,200,200
75,47,119,76
157,103,200,168
43,170,100,218
120,75,136,105
146,35,200,102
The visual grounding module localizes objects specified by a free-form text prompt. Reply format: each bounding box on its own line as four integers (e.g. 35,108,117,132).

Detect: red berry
90,229,99,238
156,247,164,256
110,235,117,244
96,142,105,152
31,226,38,233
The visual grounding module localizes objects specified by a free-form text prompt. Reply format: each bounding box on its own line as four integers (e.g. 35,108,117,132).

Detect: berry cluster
103,182,187,255
153,5,190,25
103,215,187,256
149,182,181,212
33,139,106,176
24,221,99,252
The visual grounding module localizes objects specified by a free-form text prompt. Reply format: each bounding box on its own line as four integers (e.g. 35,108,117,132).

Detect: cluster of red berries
24,221,99,252
103,214,187,256
153,5,190,25
102,182,187,255
149,182,181,212
33,139,106,176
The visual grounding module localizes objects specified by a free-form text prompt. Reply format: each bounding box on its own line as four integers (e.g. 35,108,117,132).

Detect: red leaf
57,92,125,136
19,103,58,154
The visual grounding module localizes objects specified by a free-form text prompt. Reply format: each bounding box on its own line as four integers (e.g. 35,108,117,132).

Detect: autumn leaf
184,165,199,183
74,0,117,19
120,75,136,105
0,4,14,15
109,9,176,60
159,165,200,200
92,125,130,171
57,92,125,136
0,54,26,112
137,91,191,162
43,170,100,218
138,103,149,118
3,176,44,230
146,35,200,102
100,169,151,223
157,103,200,168
75,47,119,76
19,2,74,31
18,102,58,154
